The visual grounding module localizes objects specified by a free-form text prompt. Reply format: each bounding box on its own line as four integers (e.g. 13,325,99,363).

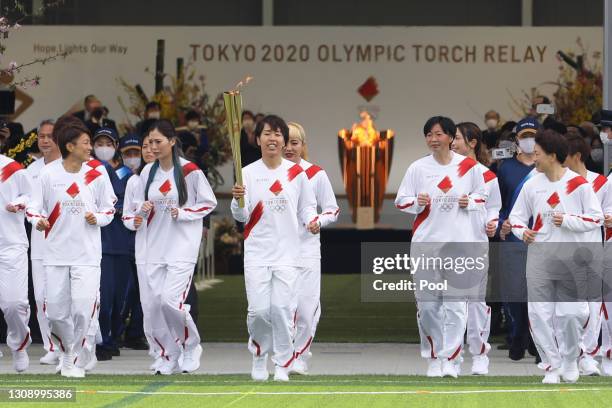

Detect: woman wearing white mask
92,127,138,362
497,117,541,364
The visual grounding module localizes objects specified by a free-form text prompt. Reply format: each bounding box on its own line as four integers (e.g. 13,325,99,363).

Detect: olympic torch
223,76,252,208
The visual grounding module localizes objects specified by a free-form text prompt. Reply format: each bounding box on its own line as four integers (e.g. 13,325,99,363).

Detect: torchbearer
0,151,33,373
232,115,318,382
451,122,502,375
26,119,61,366
395,116,488,378
135,120,217,375
509,130,602,384
563,133,612,376
26,116,117,378
283,122,339,375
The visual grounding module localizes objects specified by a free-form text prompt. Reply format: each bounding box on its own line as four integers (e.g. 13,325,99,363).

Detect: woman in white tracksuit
509,129,602,384
283,122,339,374
451,122,502,375
26,116,116,378
122,132,159,370
395,116,488,378
134,120,217,375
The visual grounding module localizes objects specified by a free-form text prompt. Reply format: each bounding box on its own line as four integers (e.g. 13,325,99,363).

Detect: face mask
591,148,604,163
518,137,536,154
94,146,115,161
124,157,142,170
147,111,160,120
187,120,199,130
600,131,611,145
485,119,498,129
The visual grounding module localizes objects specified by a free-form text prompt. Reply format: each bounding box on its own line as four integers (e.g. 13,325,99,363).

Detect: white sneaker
75,346,95,371
426,359,442,377
251,354,269,381
12,350,29,373
471,355,489,375
61,354,84,378
542,368,561,384
442,359,458,378
274,365,290,382
602,358,612,376
579,356,600,376
561,359,580,383
290,358,308,375
84,354,97,372
40,351,60,365
181,344,202,373
155,358,180,375
150,357,164,372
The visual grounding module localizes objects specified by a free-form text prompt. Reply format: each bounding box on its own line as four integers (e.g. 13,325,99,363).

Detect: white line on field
76,388,606,397
3,378,612,387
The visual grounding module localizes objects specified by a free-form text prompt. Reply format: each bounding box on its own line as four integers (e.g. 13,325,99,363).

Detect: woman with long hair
135,120,216,375
122,132,160,371
451,122,502,375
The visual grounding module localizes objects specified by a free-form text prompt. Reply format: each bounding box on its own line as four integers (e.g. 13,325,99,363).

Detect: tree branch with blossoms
0,0,67,89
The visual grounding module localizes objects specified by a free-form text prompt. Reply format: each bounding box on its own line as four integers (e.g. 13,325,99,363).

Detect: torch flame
233,75,254,92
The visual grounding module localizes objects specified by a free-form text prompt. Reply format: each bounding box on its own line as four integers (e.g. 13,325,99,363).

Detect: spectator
71,95,118,135
177,110,209,172
135,102,162,135
72,94,99,123
529,95,551,121
239,110,261,168
588,136,604,174
482,110,501,149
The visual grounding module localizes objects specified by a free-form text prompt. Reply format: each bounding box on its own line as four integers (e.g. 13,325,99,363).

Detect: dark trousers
99,254,133,349
121,259,144,340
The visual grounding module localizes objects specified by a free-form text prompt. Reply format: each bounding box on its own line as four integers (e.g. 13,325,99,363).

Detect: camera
536,103,555,115
491,145,516,160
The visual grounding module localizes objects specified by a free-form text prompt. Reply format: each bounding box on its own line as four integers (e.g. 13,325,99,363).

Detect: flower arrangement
118,62,233,189
509,38,602,124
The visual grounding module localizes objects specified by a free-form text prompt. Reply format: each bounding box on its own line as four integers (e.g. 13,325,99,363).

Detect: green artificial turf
199,274,419,343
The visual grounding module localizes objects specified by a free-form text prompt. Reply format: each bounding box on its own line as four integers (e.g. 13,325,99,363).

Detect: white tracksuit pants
467,302,491,356
581,301,603,358
529,301,589,370
601,302,612,360
44,265,100,359
31,259,56,353
0,246,31,352
136,262,158,359
146,262,200,360
417,301,468,361
245,265,299,367
293,259,322,361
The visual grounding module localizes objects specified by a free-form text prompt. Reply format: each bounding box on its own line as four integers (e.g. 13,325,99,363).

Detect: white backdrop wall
4,26,603,193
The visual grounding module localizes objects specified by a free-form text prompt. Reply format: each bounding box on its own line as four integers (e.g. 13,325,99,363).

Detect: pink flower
8,61,18,71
